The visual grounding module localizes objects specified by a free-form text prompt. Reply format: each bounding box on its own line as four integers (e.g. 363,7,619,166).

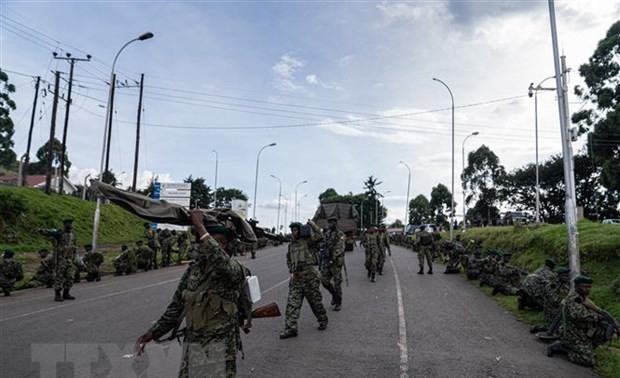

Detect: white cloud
305,74,318,84
338,54,354,67
376,2,452,24
305,73,343,91
272,53,307,93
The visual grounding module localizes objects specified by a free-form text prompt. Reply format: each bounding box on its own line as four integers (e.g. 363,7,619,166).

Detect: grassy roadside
457,221,620,378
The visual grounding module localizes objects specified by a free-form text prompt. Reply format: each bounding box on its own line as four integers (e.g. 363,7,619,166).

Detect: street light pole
528,76,555,224
399,161,411,229
433,77,455,241
212,150,218,207
252,142,276,220
298,194,307,221
294,180,308,222
271,174,282,234
92,32,154,251
461,131,479,231
381,190,391,223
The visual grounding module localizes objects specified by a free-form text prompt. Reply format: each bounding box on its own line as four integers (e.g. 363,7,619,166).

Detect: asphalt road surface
0,244,597,378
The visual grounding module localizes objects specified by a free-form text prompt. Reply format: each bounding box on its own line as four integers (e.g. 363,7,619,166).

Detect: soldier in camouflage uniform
177,232,190,264
377,224,391,274
364,226,381,282
532,267,571,337
518,258,558,310
280,221,328,339
82,244,103,282
479,251,500,287
24,249,55,288
416,227,435,274
548,276,615,367
443,236,465,274
160,229,174,267
320,217,346,311
466,250,484,280
114,245,137,275
135,240,154,272
38,217,78,302
492,254,525,296
143,222,159,269
0,250,24,296
135,209,253,378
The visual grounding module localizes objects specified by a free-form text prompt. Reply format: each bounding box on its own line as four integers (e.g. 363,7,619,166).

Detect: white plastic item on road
244,276,261,304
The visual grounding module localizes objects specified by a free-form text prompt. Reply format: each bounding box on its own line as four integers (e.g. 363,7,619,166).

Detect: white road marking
0,278,180,323
261,277,289,295
390,255,409,378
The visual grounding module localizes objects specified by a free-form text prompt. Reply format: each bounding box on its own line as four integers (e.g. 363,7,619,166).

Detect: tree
430,184,452,228
572,21,620,192
363,175,384,224
184,175,212,208
462,145,505,224
318,188,340,204
408,194,432,225
390,219,404,228
0,69,17,168
137,175,159,197
27,138,72,177
215,187,248,207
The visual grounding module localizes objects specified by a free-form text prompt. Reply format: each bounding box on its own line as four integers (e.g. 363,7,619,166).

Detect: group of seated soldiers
392,233,619,368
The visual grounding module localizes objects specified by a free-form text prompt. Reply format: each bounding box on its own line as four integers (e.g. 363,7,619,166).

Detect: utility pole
104,73,117,176
548,0,580,282
132,73,144,191
45,71,61,195
54,53,91,193
23,76,41,185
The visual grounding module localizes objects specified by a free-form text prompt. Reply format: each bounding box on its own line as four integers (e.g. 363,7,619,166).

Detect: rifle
343,259,349,287
241,302,282,334
583,298,620,341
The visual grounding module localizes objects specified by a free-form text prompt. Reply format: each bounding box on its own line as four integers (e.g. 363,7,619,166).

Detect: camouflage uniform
320,226,345,309
160,229,174,267
479,254,499,287
0,252,24,296
364,231,381,282
82,245,104,282
39,225,77,300
377,229,390,274
561,291,608,367
148,235,250,378
177,233,190,264
144,225,159,269
282,223,328,337
444,240,465,273
135,244,155,271
492,257,523,295
114,246,137,275
543,273,570,322
416,230,434,274
26,253,54,288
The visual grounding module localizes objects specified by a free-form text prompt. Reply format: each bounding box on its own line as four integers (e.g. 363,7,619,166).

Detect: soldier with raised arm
38,217,78,302
320,216,346,311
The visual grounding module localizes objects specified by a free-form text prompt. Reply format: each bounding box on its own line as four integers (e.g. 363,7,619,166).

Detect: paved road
0,244,597,378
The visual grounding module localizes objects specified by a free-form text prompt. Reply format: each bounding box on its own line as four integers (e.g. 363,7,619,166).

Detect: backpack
420,232,433,246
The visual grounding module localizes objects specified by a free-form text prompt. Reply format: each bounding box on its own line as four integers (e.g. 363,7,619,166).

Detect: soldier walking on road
416,227,435,274
320,216,346,311
0,250,24,296
364,226,381,282
377,224,390,274
38,217,78,302
143,222,159,269
280,221,328,339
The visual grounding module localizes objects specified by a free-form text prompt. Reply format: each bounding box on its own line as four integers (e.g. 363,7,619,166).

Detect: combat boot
371,272,376,282
3,289,11,297
378,268,383,275
417,270,424,274
333,296,342,311
318,321,328,330
54,289,63,302
547,341,567,357
279,330,298,339
62,289,75,300
427,269,433,275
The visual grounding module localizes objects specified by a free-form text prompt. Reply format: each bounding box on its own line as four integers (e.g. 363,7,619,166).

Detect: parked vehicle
602,219,620,224
503,211,530,225
415,224,437,233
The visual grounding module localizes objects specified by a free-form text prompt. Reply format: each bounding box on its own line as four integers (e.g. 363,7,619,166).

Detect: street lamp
297,194,308,221
271,174,282,235
399,161,411,230
92,32,154,251
528,76,555,224
212,150,218,207
461,131,479,231
252,142,277,220
294,180,308,222
433,77,455,241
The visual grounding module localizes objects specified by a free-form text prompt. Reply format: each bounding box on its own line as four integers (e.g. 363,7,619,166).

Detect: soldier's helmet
289,222,303,230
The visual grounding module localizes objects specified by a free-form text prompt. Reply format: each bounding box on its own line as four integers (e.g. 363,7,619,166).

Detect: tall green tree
318,188,340,204
363,175,384,224
0,69,17,168
184,175,212,208
27,138,72,177
462,145,505,223
214,187,248,207
572,20,620,192
409,194,432,225
430,184,452,228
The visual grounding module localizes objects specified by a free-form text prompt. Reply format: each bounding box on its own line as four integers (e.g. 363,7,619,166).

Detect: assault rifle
584,298,620,341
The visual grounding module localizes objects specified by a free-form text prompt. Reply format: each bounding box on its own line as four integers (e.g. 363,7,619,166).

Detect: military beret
327,216,338,222
573,275,593,285
556,267,570,274
3,250,15,258
289,222,303,229
38,248,49,254
121,245,128,250
84,244,93,249
503,253,512,257
143,222,151,227
63,217,74,223
136,240,143,245
545,258,557,268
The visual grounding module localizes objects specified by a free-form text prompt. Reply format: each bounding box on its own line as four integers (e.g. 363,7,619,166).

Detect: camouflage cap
289,222,303,229
63,217,74,224
573,275,593,285
556,267,570,274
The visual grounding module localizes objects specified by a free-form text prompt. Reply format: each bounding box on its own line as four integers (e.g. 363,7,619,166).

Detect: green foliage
214,187,248,206
0,69,17,168
0,186,144,251
409,194,432,225
390,219,403,228
27,138,72,177
430,183,452,228
0,190,27,232
184,175,212,208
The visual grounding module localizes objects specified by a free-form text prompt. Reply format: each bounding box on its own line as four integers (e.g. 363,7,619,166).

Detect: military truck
312,203,359,251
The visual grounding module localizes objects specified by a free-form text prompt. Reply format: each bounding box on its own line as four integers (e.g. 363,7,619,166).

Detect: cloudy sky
1,0,619,230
